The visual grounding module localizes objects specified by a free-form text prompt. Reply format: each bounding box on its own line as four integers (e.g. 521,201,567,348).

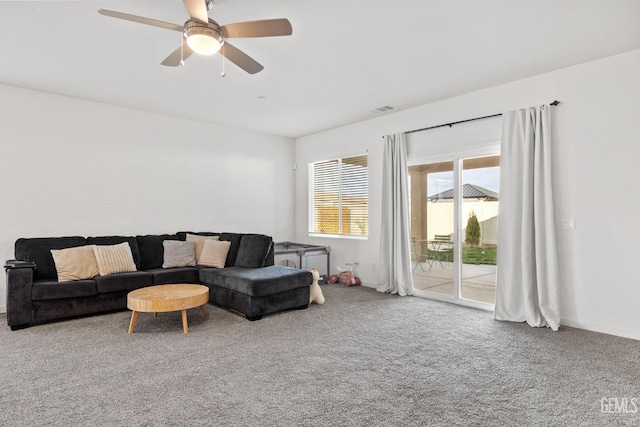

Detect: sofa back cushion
177,231,219,241
264,243,275,267
86,236,141,270
15,236,88,281
136,234,178,270
235,234,273,268
219,233,244,267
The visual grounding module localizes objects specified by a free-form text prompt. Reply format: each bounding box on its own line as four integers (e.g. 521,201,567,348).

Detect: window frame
308,153,369,240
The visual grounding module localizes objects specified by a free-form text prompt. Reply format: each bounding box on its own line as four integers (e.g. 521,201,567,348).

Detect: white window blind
309,154,368,237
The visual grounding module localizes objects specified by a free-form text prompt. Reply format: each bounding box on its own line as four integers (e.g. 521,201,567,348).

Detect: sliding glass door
409,154,499,309
409,161,455,297
460,156,499,305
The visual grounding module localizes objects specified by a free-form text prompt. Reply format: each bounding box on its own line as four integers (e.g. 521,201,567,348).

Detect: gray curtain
378,133,414,296
495,104,560,330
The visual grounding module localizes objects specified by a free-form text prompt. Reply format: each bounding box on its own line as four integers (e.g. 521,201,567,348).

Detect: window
309,154,368,237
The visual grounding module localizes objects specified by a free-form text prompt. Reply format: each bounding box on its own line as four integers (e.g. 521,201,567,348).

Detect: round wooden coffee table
127,284,209,334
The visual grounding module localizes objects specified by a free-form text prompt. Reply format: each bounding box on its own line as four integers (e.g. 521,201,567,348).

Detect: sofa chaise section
200,266,312,321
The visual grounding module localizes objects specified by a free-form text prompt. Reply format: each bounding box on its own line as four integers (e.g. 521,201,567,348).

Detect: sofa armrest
5,261,35,329
5,260,37,270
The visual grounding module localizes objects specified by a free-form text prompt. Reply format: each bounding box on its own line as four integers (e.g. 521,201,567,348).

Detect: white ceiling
1,0,640,138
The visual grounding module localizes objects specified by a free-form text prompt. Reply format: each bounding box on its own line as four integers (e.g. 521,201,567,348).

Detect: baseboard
0,306,5,314
560,317,640,341
360,281,376,290
325,280,377,290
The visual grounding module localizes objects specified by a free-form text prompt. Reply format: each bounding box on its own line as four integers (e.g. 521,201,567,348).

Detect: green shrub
465,211,481,247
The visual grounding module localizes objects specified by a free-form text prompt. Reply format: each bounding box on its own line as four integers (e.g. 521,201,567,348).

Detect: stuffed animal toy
309,269,325,305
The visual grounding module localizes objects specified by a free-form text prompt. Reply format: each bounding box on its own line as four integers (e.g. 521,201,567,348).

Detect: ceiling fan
98,0,292,74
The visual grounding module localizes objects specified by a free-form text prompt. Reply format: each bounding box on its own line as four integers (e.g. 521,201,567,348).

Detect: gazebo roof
428,183,498,201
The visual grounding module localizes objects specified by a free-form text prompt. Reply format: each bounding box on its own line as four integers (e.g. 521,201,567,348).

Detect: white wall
295,48,640,340
0,84,296,312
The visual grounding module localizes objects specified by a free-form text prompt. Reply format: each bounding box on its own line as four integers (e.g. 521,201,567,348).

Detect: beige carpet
1,284,639,426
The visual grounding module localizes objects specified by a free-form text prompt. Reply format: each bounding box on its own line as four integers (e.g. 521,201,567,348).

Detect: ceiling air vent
369,105,396,114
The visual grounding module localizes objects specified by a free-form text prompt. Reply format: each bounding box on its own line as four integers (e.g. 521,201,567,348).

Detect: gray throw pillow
162,241,196,268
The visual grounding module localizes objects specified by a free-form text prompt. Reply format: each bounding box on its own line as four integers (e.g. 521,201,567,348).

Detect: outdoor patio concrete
412,263,496,304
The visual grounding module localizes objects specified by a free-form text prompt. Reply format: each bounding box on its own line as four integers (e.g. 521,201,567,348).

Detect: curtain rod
402,100,560,135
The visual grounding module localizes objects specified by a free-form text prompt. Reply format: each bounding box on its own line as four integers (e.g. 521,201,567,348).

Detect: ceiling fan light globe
183,22,224,55
187,34,222,55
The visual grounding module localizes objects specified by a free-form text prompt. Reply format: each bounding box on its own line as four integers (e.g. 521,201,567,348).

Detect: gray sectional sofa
5,232,312,330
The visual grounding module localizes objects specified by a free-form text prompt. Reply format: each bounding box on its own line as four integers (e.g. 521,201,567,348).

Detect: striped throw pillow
199,239,231,268
93,242,137,276
186,233,220,263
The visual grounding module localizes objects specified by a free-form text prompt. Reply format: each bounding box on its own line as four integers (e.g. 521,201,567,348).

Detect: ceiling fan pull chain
221,45,226,77
180,34,185,66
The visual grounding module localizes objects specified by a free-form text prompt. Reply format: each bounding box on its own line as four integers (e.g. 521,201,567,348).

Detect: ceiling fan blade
182,0,209,24
220,18,293,38
98,9,183,32
161,43,194,67
220,42,264,74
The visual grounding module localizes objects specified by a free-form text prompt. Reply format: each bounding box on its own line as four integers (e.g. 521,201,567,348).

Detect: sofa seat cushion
146,267,200,285
94,271,152,293
199,266,312,297
32,279,98,301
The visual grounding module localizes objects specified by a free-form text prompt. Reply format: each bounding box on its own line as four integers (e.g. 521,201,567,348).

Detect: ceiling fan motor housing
183,19,224,54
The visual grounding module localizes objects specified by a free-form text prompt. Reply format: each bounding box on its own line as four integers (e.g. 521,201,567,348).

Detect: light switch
562,218,576,230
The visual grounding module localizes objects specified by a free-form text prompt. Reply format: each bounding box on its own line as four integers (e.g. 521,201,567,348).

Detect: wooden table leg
199,305,206,317
154,312,158,318
128,311,139,334
181,309,188,334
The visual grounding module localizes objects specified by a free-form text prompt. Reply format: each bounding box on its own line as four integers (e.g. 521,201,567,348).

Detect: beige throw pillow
186,233,220,263
199,239,231,268
93,242,137,276
50,245,100,282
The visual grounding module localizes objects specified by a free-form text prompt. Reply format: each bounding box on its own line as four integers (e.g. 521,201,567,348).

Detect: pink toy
330,262,360,287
